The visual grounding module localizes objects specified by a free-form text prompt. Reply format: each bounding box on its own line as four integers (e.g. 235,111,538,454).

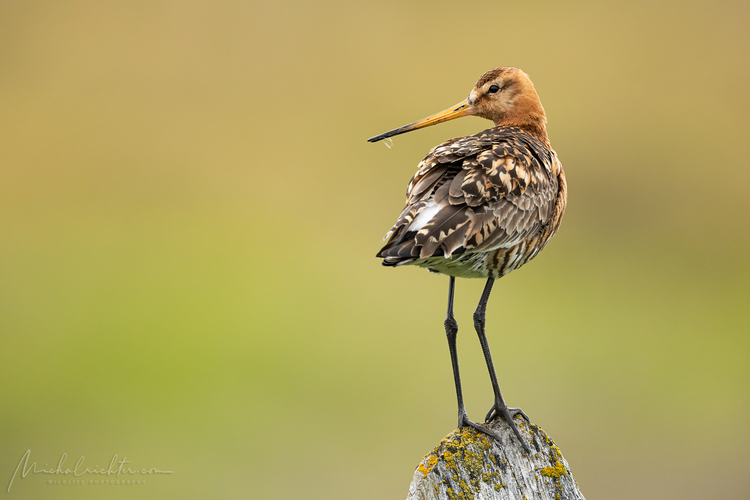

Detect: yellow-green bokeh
1,1,748,499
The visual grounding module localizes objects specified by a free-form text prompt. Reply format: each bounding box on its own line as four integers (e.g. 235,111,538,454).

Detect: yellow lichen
540,461,566,478
539,441,568,478
458,479,473,500
422,427,531,498
417,454,438,476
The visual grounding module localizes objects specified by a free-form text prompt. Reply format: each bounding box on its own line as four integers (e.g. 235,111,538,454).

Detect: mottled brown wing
377,127,558,266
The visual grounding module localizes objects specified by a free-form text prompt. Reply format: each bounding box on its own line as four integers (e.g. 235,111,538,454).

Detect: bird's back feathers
377,126,566,279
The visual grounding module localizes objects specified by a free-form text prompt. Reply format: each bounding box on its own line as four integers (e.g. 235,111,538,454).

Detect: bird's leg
444,276,504,444
473,277,531,452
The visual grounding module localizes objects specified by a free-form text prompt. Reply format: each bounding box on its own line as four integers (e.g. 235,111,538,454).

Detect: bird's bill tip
367,98,473,143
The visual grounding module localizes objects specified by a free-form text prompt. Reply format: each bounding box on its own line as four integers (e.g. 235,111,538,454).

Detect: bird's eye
488,85,500,94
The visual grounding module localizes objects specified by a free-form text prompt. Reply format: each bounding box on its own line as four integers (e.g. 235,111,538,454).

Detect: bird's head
469,67,547,132
368,67,547,143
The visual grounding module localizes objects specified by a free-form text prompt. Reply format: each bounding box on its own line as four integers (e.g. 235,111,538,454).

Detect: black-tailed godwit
369,67,566,451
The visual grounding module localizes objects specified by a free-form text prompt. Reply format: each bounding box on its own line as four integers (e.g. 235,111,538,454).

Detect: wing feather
378,127,559,266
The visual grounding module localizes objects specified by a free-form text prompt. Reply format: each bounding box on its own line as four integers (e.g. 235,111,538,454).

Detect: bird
368,67,566,452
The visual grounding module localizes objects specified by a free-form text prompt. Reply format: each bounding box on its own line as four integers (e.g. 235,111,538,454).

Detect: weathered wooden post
405,417,584,500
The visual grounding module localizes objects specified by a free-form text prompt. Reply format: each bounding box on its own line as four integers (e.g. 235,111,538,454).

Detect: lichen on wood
406,417,584,500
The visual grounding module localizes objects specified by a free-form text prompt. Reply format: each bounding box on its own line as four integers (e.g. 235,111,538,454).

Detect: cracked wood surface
406,417,584,500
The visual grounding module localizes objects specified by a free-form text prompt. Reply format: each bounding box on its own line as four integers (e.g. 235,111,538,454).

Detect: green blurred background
1,1,748,499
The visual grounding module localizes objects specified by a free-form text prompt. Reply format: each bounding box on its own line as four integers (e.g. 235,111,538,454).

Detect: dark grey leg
474,277,531,452
444,276,504,443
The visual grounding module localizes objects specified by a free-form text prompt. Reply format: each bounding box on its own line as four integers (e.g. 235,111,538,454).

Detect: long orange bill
368,98,473,143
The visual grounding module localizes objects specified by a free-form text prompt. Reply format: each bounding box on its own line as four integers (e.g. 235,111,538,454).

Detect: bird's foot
457,411,504,444
485,402,531,453
486,403,529,423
